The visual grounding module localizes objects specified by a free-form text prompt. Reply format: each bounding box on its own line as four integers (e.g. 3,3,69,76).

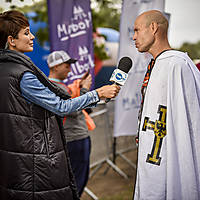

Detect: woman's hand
96,84,120,99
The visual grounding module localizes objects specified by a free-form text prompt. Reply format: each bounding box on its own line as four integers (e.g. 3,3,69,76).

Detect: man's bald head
138,10,168,34
133,10,171,57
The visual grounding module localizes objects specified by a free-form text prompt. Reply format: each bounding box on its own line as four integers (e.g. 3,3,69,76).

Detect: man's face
132,16,154,53
56,62,71,80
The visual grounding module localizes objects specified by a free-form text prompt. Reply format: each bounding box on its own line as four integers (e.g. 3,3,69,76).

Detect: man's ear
7,36,16,47
51,65,58,72
53,65,59,72
150,22,158,35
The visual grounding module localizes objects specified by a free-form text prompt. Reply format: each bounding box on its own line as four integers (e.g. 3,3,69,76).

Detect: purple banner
47,0,95,87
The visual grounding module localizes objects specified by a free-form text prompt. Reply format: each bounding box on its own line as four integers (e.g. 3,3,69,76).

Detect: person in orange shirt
47,50,94,197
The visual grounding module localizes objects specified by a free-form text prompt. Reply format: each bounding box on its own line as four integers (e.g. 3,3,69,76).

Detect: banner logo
66,45,94,81
57,5,91,41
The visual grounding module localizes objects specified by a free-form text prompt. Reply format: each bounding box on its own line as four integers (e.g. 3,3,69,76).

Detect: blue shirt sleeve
20,72,100,117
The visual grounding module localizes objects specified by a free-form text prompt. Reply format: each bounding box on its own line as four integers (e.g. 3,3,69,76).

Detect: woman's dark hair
0,10,29,49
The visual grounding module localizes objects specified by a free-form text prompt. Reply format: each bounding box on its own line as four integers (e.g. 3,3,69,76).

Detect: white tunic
134,50,200,200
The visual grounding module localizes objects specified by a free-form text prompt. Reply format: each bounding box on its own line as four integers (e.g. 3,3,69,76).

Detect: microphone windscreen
118,56,132,73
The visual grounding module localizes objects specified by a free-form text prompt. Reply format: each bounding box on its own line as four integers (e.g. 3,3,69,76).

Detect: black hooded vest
0,50,79,200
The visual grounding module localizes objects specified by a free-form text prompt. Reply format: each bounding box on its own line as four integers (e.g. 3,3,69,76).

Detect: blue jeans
67,137,91,197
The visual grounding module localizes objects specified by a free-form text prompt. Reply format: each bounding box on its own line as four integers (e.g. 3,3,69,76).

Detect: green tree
178,41,200,60
91,0,121,31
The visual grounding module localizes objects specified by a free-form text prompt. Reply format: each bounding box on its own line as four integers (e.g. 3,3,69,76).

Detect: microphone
105,56,132,103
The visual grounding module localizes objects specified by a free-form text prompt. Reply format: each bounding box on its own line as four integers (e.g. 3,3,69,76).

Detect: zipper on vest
43,131,50,158
43,110,50,158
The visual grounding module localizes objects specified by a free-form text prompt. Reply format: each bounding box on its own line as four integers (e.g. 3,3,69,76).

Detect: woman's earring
11,40,16,47
4,41,9,49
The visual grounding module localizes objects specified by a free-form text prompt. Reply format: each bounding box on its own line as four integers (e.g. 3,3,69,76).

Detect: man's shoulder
158,50,193,67
159,50,188,60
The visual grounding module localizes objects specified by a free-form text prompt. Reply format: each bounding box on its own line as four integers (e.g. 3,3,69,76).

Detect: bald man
133,10,200,200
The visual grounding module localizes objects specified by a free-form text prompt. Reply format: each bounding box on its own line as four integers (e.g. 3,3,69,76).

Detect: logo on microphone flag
110,69,128,86
47,0,95,87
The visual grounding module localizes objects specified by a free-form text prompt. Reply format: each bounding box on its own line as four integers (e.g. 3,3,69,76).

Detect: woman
0,10,120,200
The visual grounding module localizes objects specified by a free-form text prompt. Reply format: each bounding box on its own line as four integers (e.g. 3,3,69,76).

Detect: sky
1,0,200,48
165,0,200,48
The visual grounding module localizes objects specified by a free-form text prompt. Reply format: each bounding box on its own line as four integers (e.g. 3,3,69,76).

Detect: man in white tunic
133,10,200,200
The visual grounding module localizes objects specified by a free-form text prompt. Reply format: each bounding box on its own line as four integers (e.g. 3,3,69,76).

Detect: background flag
47,0,95,87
